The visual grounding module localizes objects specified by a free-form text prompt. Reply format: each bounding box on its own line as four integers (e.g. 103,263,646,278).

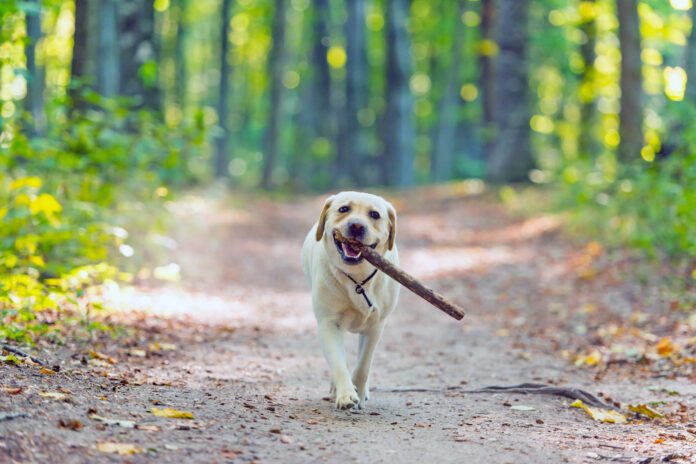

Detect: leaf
628,404,664,419
2,386,23,394
129,349,147,358
1,354,22,366
148,342,177,352
655,337,676,357
575,349,601,367
89,414,136,428
39,392,67,400
510,405,536,411
151,407,193,419
96,442,142,455
89,350,117,364
58,419,84,431
39,367,57,375
570,399,627,424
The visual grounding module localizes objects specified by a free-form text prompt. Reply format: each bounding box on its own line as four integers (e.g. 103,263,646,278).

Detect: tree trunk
431,0,467,182
97,0,120,98
175,0,188,110
260,0,287,189
25,0,45,134
487,0,533,182
616,0,642,162
70,0,90,111
384,0,414,187
578,0,597,158
214,0,232,178
685,6,696,104
345,0,369,184
118,0,159,109
478,0,495,154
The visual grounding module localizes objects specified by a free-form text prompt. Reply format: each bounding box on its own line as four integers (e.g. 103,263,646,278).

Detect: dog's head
315,191,396,269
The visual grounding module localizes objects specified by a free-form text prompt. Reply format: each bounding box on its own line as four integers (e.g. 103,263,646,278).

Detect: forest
0,1,695,461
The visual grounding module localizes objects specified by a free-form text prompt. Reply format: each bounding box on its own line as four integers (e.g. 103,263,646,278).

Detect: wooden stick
334,231,465,321
1,344,46,366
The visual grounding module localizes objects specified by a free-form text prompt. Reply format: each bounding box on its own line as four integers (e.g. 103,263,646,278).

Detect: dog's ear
387,201,397,250
315,195,335,241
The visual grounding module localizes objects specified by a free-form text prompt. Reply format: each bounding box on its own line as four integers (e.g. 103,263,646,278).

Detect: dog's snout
347,221,366,238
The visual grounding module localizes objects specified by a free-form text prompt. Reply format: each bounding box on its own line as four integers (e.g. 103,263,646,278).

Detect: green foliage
0,95,206,343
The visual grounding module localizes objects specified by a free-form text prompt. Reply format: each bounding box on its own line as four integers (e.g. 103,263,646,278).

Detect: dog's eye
369,210,381,220
338,205,350,213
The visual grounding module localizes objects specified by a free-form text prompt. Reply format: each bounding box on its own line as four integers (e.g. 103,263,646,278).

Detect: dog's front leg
317,319,359,410
352,325,383,408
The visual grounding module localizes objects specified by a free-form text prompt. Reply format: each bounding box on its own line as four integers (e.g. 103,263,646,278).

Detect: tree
487,0,533,182
70,0,90,111
25,0,45,134
214,0,233,178
384,0,414,187
431,0,467,182
345,0,369,184
260,0,288,189
616,0,642,162
118,0,159,109
96,0,120,98
478,0,495,153
578,0,597,157
174,0,188,110
685,5,696,104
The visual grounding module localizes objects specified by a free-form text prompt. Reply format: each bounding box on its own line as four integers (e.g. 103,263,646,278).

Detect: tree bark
260,0,287,189
685,5,696,104
345,0,369,184
578,0,597,158
616,0,642,162
384,0,414,187
478,0,495,154
70,0,90,111
214,0,233,178
25,0,45,134
118,0,159,109
487,0,533,182
431,1,467,182
97,0,120,98
174,0,188,110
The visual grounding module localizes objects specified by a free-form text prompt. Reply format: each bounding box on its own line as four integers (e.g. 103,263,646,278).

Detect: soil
1,187,694,463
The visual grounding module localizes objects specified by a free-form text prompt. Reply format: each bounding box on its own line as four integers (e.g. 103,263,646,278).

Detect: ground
1,186,694,463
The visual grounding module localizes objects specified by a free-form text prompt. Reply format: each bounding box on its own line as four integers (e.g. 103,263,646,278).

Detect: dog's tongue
341,242,361,259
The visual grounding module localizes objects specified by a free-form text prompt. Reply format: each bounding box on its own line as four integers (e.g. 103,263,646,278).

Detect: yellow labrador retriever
301,191,400,410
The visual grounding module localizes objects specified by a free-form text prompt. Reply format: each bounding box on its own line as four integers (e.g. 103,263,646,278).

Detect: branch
1,344,47,366
334,231,466,321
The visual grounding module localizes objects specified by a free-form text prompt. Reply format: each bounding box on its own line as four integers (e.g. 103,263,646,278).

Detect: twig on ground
1,344,46,366
0,412,28,422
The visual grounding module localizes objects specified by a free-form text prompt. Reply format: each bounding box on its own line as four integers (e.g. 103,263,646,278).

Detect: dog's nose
347,221,366,238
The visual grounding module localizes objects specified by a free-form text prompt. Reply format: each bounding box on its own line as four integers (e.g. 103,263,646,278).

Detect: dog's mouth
333,231,377,265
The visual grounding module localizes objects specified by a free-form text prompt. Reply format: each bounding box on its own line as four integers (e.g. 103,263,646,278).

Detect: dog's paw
334,385,359,410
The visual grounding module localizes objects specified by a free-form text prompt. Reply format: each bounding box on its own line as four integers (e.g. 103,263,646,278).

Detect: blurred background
1,0,695,340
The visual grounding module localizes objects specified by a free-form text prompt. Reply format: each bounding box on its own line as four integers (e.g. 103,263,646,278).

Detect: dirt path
2,188,694,463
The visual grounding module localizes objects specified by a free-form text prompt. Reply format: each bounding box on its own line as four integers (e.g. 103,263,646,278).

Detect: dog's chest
336,303,381,332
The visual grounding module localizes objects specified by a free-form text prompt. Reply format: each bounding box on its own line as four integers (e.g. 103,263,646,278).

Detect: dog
301,191,400,409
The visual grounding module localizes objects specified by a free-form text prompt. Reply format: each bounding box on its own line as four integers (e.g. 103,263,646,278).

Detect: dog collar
340,268,378,308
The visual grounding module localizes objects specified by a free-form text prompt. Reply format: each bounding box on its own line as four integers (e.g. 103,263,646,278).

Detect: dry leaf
58,419,84,431
575,349,601,367
655,338,675,357
151,407,193,419
628,404,664,419
2,386,23,395
89,414,136,428
89,351,117,364
570,399,626,424
39,391,67,400
136,424,160,432
39,367,56,375
129,349,147,358
148,342,177,352
96,442,142,455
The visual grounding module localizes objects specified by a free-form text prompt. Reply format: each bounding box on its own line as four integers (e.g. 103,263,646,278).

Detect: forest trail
2,187,694,463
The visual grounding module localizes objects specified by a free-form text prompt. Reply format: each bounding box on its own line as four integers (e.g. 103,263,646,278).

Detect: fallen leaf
89,351,117,364
2,386,23,394
628,404,664,419
148,342,177,352
151,407,193,419
1,355,22,366
575,349,602,367
129,349,147,358
96,442,142,455
136,424,160,432
39,392,67,401
39,367,56,375
656,338,675,357
58,419,83,431
510,405,536,411
89,414,136,428
570,399,626,424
